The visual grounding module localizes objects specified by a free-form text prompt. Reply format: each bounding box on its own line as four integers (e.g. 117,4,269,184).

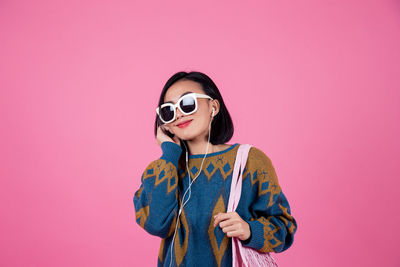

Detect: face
162,80,218,142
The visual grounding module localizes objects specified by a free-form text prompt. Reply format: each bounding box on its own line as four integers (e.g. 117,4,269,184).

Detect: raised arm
133,141,182,238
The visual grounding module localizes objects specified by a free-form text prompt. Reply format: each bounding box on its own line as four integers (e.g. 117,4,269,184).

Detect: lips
177,119,193,128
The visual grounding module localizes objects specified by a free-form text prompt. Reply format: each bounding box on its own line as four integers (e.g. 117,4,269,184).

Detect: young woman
133,71,297,267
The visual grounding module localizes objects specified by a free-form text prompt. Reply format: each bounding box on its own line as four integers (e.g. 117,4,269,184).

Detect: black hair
153,71,234,158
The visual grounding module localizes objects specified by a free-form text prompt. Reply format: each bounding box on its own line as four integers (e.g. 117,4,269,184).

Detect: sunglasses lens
158,95,197,122
159,106,175,122
180,95,196,114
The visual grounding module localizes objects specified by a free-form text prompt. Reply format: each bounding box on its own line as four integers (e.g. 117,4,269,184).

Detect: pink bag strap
228,144,279,267
227,144,252,213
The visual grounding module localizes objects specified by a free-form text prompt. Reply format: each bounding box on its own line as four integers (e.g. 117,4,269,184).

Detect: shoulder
242,144,278,178
246,145,274,168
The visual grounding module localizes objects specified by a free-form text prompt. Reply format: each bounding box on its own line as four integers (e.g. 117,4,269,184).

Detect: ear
211,100,220,116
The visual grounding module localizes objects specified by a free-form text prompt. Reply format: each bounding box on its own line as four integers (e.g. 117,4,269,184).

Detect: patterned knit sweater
133,141,297,267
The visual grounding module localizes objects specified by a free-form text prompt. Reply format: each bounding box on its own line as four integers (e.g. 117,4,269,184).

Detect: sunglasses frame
156,92,213,124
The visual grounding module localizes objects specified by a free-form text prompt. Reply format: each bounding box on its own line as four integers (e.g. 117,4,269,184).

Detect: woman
133,71,297,267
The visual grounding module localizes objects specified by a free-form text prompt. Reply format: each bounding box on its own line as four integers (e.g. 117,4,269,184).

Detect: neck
185,140,216,156
183,131,218,155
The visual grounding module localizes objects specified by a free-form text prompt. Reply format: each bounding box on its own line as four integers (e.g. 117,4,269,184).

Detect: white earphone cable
168,109,214,267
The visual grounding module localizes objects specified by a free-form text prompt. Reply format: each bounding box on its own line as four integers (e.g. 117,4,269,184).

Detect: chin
175,133,193,141
175,130,197,140
175,121,208,139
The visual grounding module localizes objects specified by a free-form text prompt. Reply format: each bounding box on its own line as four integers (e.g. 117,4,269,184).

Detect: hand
156,125,181,147
213,212,251,241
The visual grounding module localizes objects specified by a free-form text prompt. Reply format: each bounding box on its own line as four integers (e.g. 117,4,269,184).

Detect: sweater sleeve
239,147,297,253
133,141,182,239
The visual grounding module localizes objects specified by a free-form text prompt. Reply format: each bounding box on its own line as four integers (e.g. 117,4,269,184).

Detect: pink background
1,0,399,266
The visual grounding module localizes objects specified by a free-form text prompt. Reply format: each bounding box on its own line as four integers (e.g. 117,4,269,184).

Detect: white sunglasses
156,92,213,124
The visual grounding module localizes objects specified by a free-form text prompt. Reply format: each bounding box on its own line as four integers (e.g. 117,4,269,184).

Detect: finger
213,213,226,226
226,230,242,238
214,211,237,219
173,136,180,145
214,212,233,226
214,212,236,222
221,224,237,234
219,218,238,228
163,127,172,134
219,218,236,228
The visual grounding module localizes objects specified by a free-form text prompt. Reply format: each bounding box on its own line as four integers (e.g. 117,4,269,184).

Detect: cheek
195,106,211,121
193,113,209,127
195,118,212,134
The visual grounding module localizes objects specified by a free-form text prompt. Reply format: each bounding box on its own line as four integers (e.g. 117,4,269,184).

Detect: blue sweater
133,141,297,266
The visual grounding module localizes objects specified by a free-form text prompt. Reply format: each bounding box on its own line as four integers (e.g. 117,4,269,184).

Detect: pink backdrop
1,0,399,266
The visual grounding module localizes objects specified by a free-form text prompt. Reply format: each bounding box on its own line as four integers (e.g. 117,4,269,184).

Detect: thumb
173,135,181,146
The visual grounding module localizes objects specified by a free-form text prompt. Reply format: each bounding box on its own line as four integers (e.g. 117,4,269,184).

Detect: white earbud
168,106,215,267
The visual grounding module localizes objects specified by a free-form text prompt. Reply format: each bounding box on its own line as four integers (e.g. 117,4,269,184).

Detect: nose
175,106,184,121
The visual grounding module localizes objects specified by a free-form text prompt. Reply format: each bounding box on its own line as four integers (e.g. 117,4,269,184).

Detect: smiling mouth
177,120,193,128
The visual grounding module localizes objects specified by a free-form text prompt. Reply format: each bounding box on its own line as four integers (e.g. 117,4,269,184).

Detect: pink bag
227,144,279,267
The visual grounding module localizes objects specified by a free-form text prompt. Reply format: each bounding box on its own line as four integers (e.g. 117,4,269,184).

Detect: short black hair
154,71,234,155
